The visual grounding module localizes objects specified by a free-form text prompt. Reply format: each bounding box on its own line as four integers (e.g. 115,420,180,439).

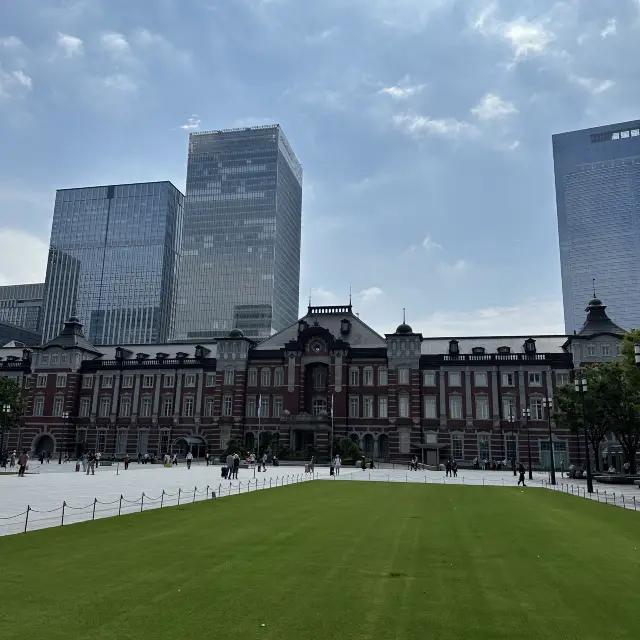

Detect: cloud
130,28,192,67
471,92,518,121
309,286,340,306
393,113,478,138
356,287,384,302
231,116,273,128
0,228,48,286
180,115,201,130
101,74,137,93
0,36,23,49
422,235,443,251
100,32,130,54
56,32,84,58
414,297,564,336
0,66,33,98
569,75,615,94
600,18,617,39
379,83,425,101
438,259,469,277
306,27,340,43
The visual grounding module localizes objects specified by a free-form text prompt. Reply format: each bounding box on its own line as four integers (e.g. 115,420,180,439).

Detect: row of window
39,353,71,366
424,395,551,421
427,371,571,388
585,343,618,357
81,373,217,390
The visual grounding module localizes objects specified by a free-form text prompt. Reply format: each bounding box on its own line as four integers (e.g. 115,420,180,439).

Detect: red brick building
0,300,625,467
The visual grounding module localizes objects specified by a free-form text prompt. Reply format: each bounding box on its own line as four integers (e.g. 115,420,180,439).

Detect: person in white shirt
334,455,341,476
186,450,193,469
261,453,267,472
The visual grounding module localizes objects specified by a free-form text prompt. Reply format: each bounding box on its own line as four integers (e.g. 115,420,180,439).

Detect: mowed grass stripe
1,482,639,640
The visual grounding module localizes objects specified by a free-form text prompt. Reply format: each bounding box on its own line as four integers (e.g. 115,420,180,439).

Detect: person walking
261,452,267,472
95,451,101,471
10,450,16,468
445,459,451,477
226,452,234,479
205,452,210,466
334,454,341,476
186,450,193,470
86,452,96,476
39,452,44,465
232,453,240,479
452,460,458,478
517,462,526,487
124,453,130,470
18,449,28,477
172,453,178,466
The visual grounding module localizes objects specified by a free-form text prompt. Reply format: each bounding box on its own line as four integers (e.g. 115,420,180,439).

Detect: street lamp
574,376,593,494
542,397,556,485
58,411,70,464
507,409,516,475
522,407,533,481
1,403,11,454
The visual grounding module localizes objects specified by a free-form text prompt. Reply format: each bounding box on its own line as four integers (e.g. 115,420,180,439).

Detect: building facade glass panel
553,119,640,333
41,182,184,345
174,124,302,341
0,283,44,334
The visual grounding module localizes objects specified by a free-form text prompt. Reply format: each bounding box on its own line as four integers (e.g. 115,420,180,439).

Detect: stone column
465,369,473,427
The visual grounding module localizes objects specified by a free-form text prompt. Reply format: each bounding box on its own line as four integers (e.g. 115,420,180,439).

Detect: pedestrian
10,450,16,468
86,452,96,476
172,453,178,466
81,452,87,473
261,452,267,472
18,449,29,477
186,450,193,469
334,454,341,476
445,459,451,477
137,452,142,464
473,456,478,470
226,452,234,478
452,460,458,478
560,459,565,478
205,452,210,466
310,455,315,474
95,451,101,471
233,453,240,479
518,462,526,486
361,456,366,471
124,453,130,470
39,452,44,465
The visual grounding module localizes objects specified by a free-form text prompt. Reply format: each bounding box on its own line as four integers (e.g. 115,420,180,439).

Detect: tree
0,377,23,443
554,367,609,471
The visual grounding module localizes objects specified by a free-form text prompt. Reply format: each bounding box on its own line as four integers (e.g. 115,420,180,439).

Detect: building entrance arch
34,434,55,456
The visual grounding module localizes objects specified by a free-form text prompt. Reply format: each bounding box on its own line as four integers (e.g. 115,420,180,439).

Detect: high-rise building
41,182,184,345
553,119,640,333
0,283,44,334
174,124,303,341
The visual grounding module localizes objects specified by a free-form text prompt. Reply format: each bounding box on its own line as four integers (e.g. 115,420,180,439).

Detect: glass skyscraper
42,182,184,345
0,283,44,334
553,119,640,334
174,124,302,341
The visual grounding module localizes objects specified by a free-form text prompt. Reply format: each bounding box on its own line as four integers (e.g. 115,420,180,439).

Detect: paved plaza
1,461,638,536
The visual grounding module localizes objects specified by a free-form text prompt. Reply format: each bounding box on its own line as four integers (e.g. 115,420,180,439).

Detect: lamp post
58,411,70,464
574,376,593,494
522,407,533,480
1,403,11,454
542,397,556,485
508,409,516,475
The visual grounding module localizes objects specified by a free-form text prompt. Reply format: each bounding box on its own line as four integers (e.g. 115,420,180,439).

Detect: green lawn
1,483,639,640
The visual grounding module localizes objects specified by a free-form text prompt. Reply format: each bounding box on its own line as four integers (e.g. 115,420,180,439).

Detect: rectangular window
53,396,64,417
449,395,462,419
448,372,461,387
204,397,215,417
478,435,490,461
379,396,388,418
424,395,437,419
162,396,173,417
247,369,257,386
40,354,49,365
103,375,114,389
399,430,410,454
398,394,410,418
259,395,269,418
349,396,359,418
163,375,175,388
116,431,128,455
137,430,149,455
502,397,516,420
274,368,284,387
363,368,373,386
61,354,69,365
601,344,611,356
246,397,257,418
99,397,111,417
363,396,373,418
528,372,542,387
261,368,271,387
120,396,131,418
349,368,359,386
82,375,93,389
37,374,47,388
122,375,134,389
423,371,436,387
143,375,154,388
56,374,67,388
501,372,515,387
451,435,463,460
140,396,152,418
506,434,517,460
224,369,235,385
587,345,596,356
223,394,233,416
475,395,490,420
184,374,196,388
206,373,216,387
378,367,388,386
398,368,410,385
556,372,570,387
273,396,283,418
474,372,488,387
183,396,195,417
50,354,59,365
97,431,106,451
313,369,326,390
159,431,170,455
34,396,44,416
530,398,543,420
80,397,91,417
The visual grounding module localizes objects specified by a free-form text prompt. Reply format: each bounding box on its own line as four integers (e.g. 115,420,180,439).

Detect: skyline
2,0,640,338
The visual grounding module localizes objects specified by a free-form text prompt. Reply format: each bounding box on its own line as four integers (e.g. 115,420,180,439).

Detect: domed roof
227,328,244,338
588,298,603,307
396,323,413,334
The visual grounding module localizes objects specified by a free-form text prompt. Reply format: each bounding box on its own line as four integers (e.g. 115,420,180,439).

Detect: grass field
1,483,639,640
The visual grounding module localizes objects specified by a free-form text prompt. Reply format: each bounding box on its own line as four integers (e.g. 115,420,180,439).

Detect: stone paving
1,461,638,536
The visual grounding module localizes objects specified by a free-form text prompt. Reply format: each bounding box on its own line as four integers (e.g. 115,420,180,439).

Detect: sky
1,0,640,338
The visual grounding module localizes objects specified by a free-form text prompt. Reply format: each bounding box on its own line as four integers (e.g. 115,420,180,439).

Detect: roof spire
349,286,352,305
403,307,406,324
592,277,596,299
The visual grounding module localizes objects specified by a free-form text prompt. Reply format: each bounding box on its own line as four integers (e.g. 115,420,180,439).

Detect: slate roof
577,298,626,337
40,317,102,355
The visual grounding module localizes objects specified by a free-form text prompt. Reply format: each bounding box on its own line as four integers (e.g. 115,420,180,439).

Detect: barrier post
61,501,66,526
634,496,637,511
92,498,97,520
119,495,123,516
193,487,197,503
270,478,272,488
206,485,210,500
24,505,30,533
613,493,616,506
160,490,165,509
178,488,181,506
141,493,145,513
238,482,241,495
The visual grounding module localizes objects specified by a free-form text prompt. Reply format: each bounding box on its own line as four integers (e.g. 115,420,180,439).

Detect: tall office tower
0,283,45,334
553,120,640,334
174,124,303,341
42,182,184,345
